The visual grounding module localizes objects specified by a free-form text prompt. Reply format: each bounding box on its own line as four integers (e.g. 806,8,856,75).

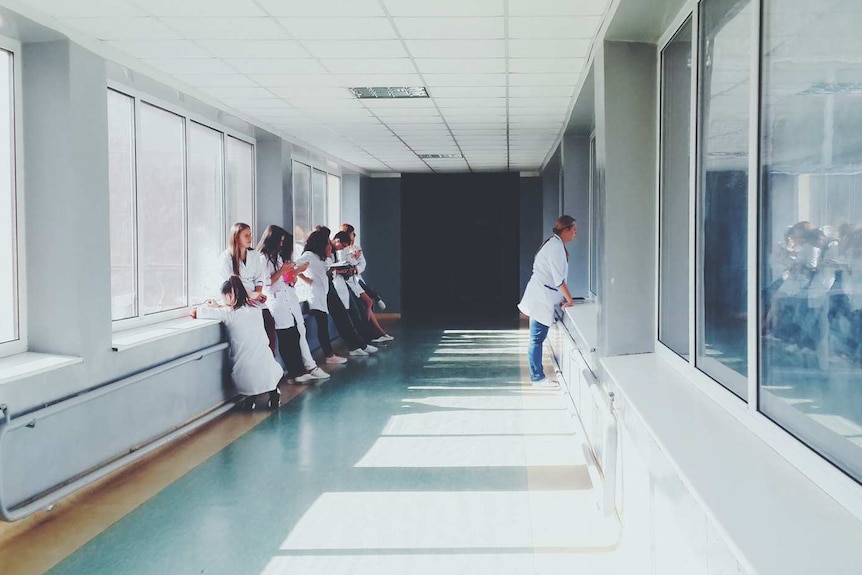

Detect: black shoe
268,387,282,409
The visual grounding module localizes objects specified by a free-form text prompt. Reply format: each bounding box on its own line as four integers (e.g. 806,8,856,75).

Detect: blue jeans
528,319,550,382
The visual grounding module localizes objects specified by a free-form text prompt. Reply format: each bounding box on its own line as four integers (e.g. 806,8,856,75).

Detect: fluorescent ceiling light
349,86,429,99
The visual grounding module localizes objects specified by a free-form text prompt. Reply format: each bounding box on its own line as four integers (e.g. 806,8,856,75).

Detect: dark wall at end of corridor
360,176,403,313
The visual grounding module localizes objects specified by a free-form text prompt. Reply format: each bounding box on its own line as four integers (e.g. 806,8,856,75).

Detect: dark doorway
401,172,520,321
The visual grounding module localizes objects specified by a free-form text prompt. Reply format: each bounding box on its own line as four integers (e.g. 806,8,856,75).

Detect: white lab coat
518,235,568,327
295,252,329,313
344,245,367,297
263,257,316,369
217,249,266,296
195,304,283,396
331,251,354,308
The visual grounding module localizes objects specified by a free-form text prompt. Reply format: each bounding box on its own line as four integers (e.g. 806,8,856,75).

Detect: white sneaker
294,373,315,383
376,299,387,311
308,367,330,379
372,334,394,343
364,344,378,353
349,348,369,356
532,377,558,388
326,355,348,364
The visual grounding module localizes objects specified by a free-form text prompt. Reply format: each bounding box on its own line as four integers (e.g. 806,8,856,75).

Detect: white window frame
108,83,256,332
291,159,342,240
653,0,862,521
0,35,25,359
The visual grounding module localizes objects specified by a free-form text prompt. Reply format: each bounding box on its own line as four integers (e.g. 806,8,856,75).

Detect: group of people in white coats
519,215,578,386
192,221,393,410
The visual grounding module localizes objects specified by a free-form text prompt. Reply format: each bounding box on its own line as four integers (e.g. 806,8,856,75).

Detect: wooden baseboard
376,313,401,320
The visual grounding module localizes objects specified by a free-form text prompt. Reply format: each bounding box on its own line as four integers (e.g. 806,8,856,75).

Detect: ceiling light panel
508,39,592,58
303,40,408,59
414,58,505,74
161,18,288,40
279,18,397,40
61,17,181,40
508,0,609,16
108,40,211,58
508,16,602,38
508,58,586,73
197,40,308,59
405,40,505,59
393,17,504,39
135,0,265,17
255,0,385,17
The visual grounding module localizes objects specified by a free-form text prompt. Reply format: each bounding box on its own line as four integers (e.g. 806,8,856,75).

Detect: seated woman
191,276,284,410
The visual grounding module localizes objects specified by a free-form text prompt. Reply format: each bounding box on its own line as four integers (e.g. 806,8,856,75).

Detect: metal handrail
0,342,233,522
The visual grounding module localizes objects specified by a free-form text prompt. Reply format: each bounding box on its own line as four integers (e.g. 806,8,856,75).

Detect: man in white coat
518,216,577,386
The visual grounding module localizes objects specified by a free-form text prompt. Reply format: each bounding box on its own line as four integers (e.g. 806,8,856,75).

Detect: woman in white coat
518,215,577,385
192,276,284,409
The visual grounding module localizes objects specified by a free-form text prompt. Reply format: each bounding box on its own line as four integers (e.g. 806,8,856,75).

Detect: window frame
0,34,24,359
108,82,256,332
291,159,342,243
652,0,862,520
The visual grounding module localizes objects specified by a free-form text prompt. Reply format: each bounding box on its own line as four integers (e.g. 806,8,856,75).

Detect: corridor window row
657,0,862,485
291,160,341,247
0,42,20,357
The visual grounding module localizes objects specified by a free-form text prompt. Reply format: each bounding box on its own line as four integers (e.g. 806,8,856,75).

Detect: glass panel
589,135,599,297
188,122,224,305
760,0,862,482
311,168,327,230
659,18,693,358
0,50,16,343
138,103,186,315
292,161,311,249
696,0,752,398
327,173,341,232
225,136,254,228
108,90,137,321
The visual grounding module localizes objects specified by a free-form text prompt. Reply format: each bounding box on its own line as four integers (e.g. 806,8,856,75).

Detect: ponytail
221,276,250,309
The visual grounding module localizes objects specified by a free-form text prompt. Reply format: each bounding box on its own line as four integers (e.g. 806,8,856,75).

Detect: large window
291,160,341,248
292,161,311,246
696,0,752,398
589,133,600,297
759,0,862,482
108,89,255,325
659,18,693,359
327,173,341,232
0,47,18,350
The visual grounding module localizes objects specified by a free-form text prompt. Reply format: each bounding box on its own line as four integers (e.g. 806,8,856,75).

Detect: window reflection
760,0,862,482
696,0,752,398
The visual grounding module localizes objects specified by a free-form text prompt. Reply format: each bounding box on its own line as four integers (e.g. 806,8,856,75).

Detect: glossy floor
16,323,628,574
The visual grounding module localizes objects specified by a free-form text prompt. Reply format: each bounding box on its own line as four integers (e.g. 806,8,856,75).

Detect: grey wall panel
360,177,401,313
341,173,361,236
519,177,543,296
563,134,591,298
542,146,563,235
255,138,286,233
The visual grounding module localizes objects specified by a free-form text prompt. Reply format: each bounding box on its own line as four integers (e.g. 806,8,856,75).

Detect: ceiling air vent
349,86,429,99
417,153,463,159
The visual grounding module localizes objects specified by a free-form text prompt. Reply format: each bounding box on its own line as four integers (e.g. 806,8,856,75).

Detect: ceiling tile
288,98,366,109
508,39,591,58
270,87,351,99
144,58,237,74
361,98,437,109
414,58,505,74
226,59,327,74
424,74,505,87
61,17,181,40
380,115,444,124
508,73,580,86
198,40,308,59
161,18,289,40
508,85,575,98
372,108,442,117
335,74,424,86
21,0,145,17
135,0,265,17
509,97,572,107
182,74,258,88
322,59,416,74
206,86,278,99
435,97,506,108
405,39,505,58
303,40,408,59
279,18,397,40
508,58,586,73
383,0,504,17
252,74,342,87
508,0,609,16
428,86,506,98
394,17,503,39
508,16,602,38
108,40,212,58
255,0,385,17
219,98,293,109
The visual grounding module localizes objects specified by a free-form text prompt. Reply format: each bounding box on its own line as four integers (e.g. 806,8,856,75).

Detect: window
0,47,18,349
696,0,752,398
759,0,862,482
292,161,311,245
589,133,599,297
108,89,255,325
327,173,341,232
659,17,693,359
311,168,327,229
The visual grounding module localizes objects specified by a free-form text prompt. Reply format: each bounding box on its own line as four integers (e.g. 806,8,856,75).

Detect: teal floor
49,323,616,575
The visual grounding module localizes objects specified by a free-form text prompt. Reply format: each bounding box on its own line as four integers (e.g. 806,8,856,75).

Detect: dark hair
303,229,329,260
333,230,352,246
315,225,331,238
221,276,249,309
256,225,288,272
341,223,355,234
278,231,295,263
552,215,576,236
228,222,251,275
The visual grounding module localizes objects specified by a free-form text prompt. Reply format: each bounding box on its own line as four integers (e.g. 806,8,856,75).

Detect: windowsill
0,352,83,387
112,317,222,352
562,300,598,370
601,353,862,575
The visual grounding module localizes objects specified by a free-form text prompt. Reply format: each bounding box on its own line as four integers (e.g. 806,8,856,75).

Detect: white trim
0,352,82,387
112,317,220,352
0,34,25,359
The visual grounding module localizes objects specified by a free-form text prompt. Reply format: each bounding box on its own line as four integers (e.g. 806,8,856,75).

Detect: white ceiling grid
16,0,610,173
